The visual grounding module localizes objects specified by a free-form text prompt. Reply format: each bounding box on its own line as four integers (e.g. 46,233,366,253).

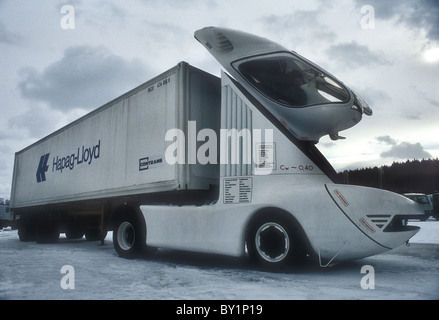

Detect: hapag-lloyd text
52,140,101,173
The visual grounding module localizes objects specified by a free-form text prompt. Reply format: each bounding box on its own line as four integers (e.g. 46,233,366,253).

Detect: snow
409,220,439,243
0,220,438,300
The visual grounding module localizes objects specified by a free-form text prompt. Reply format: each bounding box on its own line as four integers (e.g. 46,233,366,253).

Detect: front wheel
113,213,147,259
247,216,294,268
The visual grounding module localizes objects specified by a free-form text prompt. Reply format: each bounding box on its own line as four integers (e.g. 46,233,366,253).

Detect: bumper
326,184,423,250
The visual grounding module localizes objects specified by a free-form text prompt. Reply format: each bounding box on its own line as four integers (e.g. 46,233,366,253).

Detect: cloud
410,85,439,109
355,0,439,41
81,1,129,28
261,10,336,47
379,140,432,160
325,41,391,69
8,104,65,139
17,45,149,111
376,135,397,145
352,87,391,110
0,23,23,45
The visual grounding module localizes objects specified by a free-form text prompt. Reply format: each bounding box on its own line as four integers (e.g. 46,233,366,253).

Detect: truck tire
18,219,36,242
36,223,60,244
113,212,147,259
65,227,84,240
247,215,295,268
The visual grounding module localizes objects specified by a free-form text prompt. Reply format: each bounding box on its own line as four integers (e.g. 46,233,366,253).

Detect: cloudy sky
1,0,438,199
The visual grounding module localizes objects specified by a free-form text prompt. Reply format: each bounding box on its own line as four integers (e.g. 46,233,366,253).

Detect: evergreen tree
338,159,439,194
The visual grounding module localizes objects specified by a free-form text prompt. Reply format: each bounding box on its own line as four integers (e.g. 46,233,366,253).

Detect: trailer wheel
18,219,36,242
36,222,60,244
247,215,295,268
65,227,84,240
113,212,147,259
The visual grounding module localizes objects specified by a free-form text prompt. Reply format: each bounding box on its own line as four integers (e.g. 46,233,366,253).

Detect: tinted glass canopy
234,53,350,108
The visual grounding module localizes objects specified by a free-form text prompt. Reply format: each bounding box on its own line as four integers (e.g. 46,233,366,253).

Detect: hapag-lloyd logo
36,140,101,183
36,153,50,183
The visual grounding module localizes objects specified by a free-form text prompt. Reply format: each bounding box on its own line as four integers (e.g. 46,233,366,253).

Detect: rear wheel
113,212,148,259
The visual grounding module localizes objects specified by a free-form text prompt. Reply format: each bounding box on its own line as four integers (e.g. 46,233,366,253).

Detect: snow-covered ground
0,220,438,300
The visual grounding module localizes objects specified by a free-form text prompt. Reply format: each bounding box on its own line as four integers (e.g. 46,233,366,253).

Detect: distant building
0,199,12,228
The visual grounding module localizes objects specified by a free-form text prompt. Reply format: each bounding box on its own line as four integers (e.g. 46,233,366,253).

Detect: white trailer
11,62,221,242
11,27,424,268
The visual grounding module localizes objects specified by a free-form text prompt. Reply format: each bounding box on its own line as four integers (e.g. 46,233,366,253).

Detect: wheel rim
255,222,290,263
117,221,135,251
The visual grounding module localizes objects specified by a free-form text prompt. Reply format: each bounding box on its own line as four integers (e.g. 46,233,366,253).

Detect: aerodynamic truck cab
140,27,423,266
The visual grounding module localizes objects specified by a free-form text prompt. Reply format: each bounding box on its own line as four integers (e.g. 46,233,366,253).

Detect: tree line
337,158,439,195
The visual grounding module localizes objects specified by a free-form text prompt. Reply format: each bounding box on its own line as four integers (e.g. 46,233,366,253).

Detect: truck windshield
414,195,430,204
235,53,350,108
